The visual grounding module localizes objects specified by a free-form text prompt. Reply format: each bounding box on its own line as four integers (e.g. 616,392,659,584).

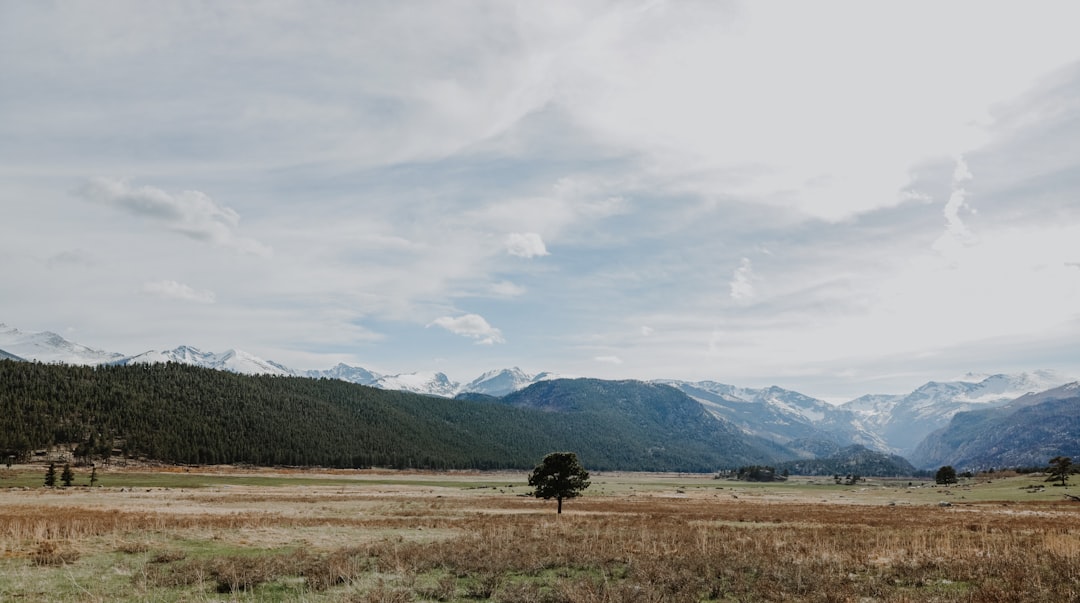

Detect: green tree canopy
60,463,74,487
935,465,958,485
1046,456,1072,486
528,452,591,514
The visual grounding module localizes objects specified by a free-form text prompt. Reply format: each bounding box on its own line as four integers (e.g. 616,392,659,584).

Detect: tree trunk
557,496,563,514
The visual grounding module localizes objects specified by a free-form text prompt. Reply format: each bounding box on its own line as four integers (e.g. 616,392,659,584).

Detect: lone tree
44,463,57,488
935,465,958,485
1046,456,1073,487
528,452,591,514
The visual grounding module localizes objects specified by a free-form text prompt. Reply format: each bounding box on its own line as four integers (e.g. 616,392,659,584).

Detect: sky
2,1,1079,401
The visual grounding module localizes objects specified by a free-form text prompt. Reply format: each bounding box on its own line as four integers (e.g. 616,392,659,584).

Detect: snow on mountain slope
656,380,886,453
0,323,124,365
842,371,1076,454
463,367,549,397
116,346,295,376
911,381,1080,470
374,371,459,397
0,348,26,361
306,363,380,386
216,349,296,376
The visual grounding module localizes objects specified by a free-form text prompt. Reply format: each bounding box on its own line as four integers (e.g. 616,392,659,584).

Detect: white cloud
3,2,1080,400
78,177,272,257
490,280,527,297
142,280,216,304
729,258,756,301
952,156,974,185
934,156,978,256
429,313,505,345
504,232,549,258
594,355,623,365
551,3,1080,222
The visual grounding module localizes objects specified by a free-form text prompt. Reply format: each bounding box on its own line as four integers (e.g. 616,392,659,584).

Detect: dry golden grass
0,472,1078,601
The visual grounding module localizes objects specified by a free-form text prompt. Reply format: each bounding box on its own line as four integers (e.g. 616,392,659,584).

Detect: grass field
1,465,1078,601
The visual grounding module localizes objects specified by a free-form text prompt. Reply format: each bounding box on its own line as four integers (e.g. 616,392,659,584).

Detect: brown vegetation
1,476,1079,601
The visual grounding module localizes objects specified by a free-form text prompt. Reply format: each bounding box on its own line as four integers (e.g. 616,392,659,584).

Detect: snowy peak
660,380,834,422
306,363,380,386
655,379,885,453
215,349,295,376
116,346,295,376
463,367,537,397
0,323,124,365
958,371,1072,402
374,371,459,397
840,370,1077,455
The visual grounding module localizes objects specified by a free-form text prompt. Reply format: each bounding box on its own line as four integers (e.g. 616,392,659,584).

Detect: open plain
1,466,1078,602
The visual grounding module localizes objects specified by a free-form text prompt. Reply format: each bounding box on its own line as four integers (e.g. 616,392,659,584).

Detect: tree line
0,361,760,472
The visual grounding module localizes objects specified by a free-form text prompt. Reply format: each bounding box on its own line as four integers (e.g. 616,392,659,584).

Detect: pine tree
60,463,74,487
44,463,57,487
528,452,591,514
1046,456,1072,487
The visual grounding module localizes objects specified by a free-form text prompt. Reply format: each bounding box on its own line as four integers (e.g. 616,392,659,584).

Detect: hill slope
842,372,1071,454
776,445,917,477
499,379,794,471
0,361,783,472
660,380,884,454
910,383,1080,470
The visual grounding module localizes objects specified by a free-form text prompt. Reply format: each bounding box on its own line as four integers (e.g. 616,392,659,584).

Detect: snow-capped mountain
5,321,1078,462
463,367,536,397
842,371,1075,455
910,381,1080,470
462,367,564,397
115,346,296,376
305,363,380,386
373,371,459,397
656,380,886,454
0,348,26,361
0,323,124,365
303,365,563,397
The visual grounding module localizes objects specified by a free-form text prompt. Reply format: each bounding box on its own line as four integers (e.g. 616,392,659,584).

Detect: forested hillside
0,361,780,472
499,379,793,471
910,383,1080,470
775,445,917,477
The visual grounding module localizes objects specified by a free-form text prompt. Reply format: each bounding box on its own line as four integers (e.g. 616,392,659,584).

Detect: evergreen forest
0,361,776,472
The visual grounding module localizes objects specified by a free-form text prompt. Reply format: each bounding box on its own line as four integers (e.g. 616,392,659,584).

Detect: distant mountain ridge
3,321,1078,470
656,380,886,456
0,323,123,365
496,378,793,470
117,346,296,376
0,362,792,472
910,382,1080,470
840,371,1071,455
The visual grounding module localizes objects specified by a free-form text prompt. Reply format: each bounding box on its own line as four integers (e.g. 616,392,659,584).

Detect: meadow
1,466,1078,601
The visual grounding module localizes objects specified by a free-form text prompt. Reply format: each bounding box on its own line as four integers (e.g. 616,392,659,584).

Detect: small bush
31,541,80,566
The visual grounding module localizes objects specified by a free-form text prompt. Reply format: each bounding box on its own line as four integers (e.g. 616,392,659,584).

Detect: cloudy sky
2,1,1079,401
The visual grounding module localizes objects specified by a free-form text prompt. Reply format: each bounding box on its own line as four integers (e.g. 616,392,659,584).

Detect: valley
1,467,1078,601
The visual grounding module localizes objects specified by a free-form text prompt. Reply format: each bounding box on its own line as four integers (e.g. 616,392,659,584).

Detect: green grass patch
1,466,526,490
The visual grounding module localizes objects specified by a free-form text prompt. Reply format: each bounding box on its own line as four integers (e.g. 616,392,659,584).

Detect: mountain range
910,382,1080,470
3,322,1077,471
